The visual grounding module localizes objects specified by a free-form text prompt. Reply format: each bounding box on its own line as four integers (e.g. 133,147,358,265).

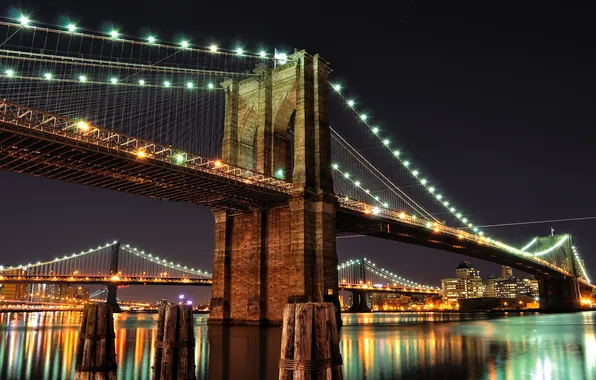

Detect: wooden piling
152,304,196,380
278,302,343,380
75,304,117,380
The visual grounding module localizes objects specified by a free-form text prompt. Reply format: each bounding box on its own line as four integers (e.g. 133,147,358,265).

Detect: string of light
572,246,591,283
4,16,290,62
120,245,211,277
0,241,117,272
330,82,482,236
2,71,221,90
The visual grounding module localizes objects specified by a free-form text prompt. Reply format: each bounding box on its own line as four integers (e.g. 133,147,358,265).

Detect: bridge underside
0,122,289,212
337,210,592,297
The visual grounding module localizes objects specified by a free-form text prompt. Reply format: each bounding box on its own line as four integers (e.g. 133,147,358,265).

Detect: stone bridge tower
209,51,338,325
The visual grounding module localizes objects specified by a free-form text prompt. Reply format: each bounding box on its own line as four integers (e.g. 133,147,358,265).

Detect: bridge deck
0,101,291,212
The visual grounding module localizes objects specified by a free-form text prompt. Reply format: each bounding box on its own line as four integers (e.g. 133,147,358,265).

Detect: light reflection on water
0,311,594,379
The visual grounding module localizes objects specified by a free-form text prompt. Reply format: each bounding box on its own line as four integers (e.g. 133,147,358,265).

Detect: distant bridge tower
210,51,338,325
106,241,121,312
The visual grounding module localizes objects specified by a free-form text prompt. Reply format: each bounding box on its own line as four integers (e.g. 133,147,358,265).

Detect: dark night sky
1,1,595,303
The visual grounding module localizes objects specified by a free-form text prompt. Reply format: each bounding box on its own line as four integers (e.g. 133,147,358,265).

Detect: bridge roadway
1,101,594,292
0,274,438,296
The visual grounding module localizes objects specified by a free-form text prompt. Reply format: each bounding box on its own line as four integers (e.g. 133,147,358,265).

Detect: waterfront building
441,261,485,301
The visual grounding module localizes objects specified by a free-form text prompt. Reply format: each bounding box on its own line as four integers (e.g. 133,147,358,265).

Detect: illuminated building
76,286,90,301
441,261,484,301
494,277,538,299
501,265,513,279
0,267,28,301
441,279,459,302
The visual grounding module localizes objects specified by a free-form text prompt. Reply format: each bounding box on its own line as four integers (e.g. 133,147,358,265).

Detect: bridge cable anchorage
329,82,483,235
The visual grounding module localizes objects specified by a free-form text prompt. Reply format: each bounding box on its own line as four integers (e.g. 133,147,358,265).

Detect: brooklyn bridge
0,17,592,325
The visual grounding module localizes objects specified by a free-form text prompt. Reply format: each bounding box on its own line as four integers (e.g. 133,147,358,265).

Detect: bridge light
450,207,456,212
426,222,432,228
412,215,417,219
209,44,219,52
403,161,410,167
44,72,53,80
163,81,171,87
354,181,361,187
347,99,355,107
393,150,400,157
235,47,244,55
421,179,427,185
147,36,156,43
382,139,390,145
19,16,31,26
175,154,185,163
214,160,222,168
78,75,87,82
333,83,341,92
259,50,267,58
372,127,379,134
180,40,189,48
462,218,468,223
5,69,14,77
207,83,214,89
436,194,443,200
343,172,350,178
399,212,406,219
136,150,146,158
372,207,380,215
110,77,118,84
383,202,388,208
275,168,284,179
67,23,77,32
76,121,90,131
109,30,119,39
138,79,146,86
412,170,419,176
428,187,435,193
360,114,368,121
473,227,479,232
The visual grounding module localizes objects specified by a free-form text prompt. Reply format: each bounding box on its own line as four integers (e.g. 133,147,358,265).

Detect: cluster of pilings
75,302,342,379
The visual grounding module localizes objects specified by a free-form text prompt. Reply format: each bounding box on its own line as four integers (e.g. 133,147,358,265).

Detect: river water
0,311,594,379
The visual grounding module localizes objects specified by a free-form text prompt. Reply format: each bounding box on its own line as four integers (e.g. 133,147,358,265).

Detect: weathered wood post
75,304,117,380
152,304,196,380
279,302,343,380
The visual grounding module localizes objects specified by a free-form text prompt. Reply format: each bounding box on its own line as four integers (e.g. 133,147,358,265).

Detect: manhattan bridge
0,16,592,324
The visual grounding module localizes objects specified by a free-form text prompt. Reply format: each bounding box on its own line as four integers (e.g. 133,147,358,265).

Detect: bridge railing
0,101,293,194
